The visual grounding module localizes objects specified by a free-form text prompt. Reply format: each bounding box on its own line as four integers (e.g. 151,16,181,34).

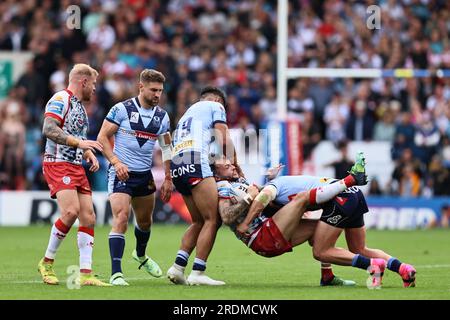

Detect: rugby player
167,86,241,286
38,63,109,286
97,69,173,286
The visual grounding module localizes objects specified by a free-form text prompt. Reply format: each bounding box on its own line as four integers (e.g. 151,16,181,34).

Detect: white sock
78,227,94,272
309,180,348,205
45,219,70,261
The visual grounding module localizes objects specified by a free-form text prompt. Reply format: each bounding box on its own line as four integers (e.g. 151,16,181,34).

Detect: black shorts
170,151,212,196
108,168,156,197
320,187,368,228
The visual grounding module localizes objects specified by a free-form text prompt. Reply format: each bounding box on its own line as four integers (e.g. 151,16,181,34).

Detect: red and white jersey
43,89,89,165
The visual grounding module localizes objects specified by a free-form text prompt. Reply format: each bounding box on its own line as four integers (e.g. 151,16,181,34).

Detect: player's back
268,175,337,205
172,100,226,158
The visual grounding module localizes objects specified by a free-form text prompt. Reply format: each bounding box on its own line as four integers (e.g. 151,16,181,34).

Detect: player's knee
115,212,129,229
62,206,80,222
137,221,151,231
86,211,96,227
312,248,326,262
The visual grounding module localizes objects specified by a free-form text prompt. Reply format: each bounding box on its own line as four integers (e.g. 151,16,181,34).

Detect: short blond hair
140,69,165,84
68,64,99,82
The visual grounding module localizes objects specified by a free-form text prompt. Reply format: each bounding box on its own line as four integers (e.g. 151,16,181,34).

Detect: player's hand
160,177,174,203
78,140,103,153
266,164,284,180
236,222,249,235
247,185,259,199
236,223,250,242
114,161,129,181
84,152,99,172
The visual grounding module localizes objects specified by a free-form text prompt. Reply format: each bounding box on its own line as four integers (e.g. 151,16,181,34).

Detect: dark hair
200,86,227,106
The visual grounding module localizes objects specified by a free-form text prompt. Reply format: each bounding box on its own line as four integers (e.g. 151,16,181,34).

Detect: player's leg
167,194,203,285
38,190,79,285
131,193,162,278
271,191,309,240
108,192,132,285
345,227,391,260
187,177,225,285
77,192,110,286
345,227,416,287
312,221,385,287
308,151,368,207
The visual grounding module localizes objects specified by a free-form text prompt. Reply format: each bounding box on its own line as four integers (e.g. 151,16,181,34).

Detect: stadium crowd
0,0,449,197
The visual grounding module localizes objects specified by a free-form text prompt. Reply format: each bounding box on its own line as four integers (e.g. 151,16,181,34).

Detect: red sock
321,267,334,282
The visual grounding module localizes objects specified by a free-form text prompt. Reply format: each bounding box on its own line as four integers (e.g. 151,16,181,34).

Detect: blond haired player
38,64,110,286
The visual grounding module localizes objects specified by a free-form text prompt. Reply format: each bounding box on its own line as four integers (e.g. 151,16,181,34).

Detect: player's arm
214,122,244,177
97,119,129,181
236,185,277,234
218,198,251,226
158,132,173,202
42,117,103,152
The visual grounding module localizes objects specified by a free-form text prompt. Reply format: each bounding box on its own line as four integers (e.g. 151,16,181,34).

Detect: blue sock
351,254,371,270
134,226,150,258
175,250,189,267
192,258,206,271
387,257,402,273
109,232,125,275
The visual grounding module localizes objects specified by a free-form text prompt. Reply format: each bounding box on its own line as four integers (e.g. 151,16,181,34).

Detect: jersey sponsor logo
117,128,158,140
135,130,158,140
62,176,71,185
47,105,64,115
343,186,360,194
54,95,64,101
327,215,342,225
173,140,193,154
171,164,196,178
130,112,140,123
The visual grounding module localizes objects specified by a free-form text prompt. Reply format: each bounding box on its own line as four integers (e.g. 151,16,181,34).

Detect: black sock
351,254,371,270
134,226,150,258
387,257,402,273
109,233,125,275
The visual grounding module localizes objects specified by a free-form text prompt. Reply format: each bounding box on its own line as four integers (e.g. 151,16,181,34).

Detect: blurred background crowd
0,0,449,197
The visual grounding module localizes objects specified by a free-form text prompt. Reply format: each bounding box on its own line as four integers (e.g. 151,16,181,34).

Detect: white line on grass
7,276,159,284
416,264,450,268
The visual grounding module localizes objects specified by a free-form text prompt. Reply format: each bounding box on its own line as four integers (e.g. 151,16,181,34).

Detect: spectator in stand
323,92,349,144
345,100,375,141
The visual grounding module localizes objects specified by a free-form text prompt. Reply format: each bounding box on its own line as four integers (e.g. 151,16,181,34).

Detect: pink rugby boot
399,263,416,287
369,258,386,288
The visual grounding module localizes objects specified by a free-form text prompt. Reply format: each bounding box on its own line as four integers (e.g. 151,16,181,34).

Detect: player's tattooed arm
42,117,68,145
219,199,250,225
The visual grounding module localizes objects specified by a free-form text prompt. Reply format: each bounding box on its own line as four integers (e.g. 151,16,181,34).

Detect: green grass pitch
0,225,449,300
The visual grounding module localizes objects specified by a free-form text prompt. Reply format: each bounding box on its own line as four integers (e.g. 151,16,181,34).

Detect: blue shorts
170,151,212,196
107,167,156,197
320,187,368,228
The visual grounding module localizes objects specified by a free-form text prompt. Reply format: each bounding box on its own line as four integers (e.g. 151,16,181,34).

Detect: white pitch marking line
7,276,160,284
